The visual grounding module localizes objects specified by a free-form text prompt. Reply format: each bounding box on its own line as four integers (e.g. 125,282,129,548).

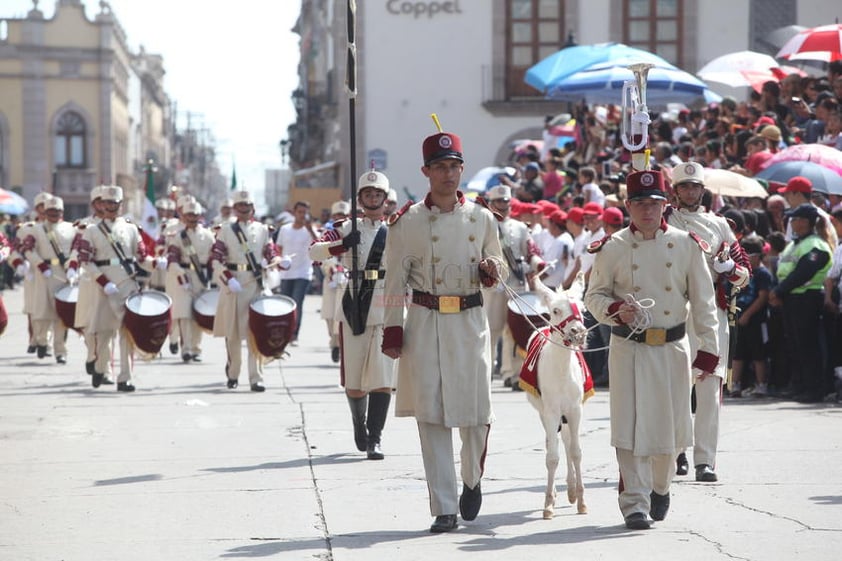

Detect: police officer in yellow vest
768,203,833,403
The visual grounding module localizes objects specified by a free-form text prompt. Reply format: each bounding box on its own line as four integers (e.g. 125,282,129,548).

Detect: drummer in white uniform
78,186,159,391
67,187,113,383
382,129,505,533
19,196,76,363
165,200,214,362
480,184,544,390
310,170,396,460
210,190,280,392
585,169,719,530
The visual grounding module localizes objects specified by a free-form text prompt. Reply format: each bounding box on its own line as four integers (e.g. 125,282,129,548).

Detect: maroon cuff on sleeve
37,261,50,273
328,243,347,257
382,326,403,352
479,267,495,287
692,351,719,373
607,301,626,325
223,270,233,280
96,274,109,288
67,260,79,270
11,258,23,268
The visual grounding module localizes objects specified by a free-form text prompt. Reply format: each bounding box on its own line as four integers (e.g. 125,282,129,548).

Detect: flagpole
346,0,360,303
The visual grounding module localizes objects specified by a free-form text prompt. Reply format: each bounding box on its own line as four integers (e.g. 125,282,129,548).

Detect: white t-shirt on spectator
277,224,314,280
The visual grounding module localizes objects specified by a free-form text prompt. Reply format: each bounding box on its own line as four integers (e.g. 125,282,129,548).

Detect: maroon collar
423,190,467,210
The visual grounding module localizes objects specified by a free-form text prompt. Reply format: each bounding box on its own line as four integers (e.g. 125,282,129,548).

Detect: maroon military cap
423,132,464,166
626,170,668,201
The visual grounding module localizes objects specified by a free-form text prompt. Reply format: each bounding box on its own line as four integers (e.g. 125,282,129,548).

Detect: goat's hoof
542,509,554,520
567,491,577,504
577,503,588,514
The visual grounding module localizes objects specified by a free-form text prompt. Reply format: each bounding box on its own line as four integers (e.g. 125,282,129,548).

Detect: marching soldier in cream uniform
382,130,505,533
480,184,544,389
210,190,280,392
67,187,113,382
665,162,751,483
9,192,51,355
310,171,396,460
19,196,76,363
585,169,719,530
165,200,214,362
318,200,350,363
212,199,234,227
78,186,158,391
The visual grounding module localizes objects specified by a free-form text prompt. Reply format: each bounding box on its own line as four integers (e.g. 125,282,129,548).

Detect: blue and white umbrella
544,59,721,106
0,188,29,215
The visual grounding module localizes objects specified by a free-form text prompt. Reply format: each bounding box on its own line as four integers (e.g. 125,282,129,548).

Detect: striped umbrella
776,24,842,62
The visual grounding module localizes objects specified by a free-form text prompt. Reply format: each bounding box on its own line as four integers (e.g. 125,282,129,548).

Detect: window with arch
623,0,684,66
506,0,566,98
54,111,87,168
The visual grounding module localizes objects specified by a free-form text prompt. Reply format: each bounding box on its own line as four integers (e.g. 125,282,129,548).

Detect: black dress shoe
169,342,179,355
429,514,458,533
695,464,718,482
227,378,238,389
624,512,651,530
459,482,482,521
250,383,266,392
37,345,47,359
503,377,513,388
117,382,135,392
366,441,384,460
182,353,192,363
102,376,115,385
676,452,689,476
650,491,670,521
56,355,67,364
91,373,103,388
86,361,96,375
27,345,36,354
331,346,340,363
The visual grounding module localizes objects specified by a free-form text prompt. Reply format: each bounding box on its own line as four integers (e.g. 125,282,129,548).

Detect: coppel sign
386,0,464,18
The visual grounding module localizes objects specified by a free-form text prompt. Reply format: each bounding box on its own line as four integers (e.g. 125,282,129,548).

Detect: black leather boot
347,395,368,452
365,392,391,460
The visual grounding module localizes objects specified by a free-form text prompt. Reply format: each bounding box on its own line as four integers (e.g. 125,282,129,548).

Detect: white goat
517,276,591,519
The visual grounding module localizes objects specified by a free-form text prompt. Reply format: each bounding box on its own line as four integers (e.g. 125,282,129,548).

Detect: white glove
279,255,292,270
42,268,52,279
227,277,242,293
328,278,338,289
66,268,78,284
156,257,168,270
712,256,735,274
260,257,270,269
103,282,119,296
182,282,192,292
16,263,28,277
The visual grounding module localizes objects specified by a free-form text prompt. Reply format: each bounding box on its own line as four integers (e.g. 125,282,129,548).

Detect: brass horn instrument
620,63,654,171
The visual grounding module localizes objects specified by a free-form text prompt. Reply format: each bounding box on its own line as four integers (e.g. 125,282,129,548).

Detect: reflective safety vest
777,234,832,293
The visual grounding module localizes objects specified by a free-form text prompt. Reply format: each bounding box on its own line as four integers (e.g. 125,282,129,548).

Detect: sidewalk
0,285,840,560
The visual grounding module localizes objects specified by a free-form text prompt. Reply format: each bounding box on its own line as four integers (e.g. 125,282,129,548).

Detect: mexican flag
230,163,237,191
140,164,158,237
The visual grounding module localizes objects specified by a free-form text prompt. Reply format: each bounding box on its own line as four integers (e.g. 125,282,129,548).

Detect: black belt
611,323,686,345
347,269,385,280
412,290,483,313
94,258,136,267
226,263,256,272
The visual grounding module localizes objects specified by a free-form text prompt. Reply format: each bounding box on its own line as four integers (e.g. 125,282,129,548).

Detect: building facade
287,0,839,203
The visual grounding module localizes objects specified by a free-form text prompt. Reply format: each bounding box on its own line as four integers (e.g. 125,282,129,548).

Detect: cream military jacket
21,219,75,319
165,223,215,319
383,194,506,427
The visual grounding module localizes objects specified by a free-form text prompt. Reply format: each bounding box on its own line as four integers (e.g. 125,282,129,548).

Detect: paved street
0,284,840,561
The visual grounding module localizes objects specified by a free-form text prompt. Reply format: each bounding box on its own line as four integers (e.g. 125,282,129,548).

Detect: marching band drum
247,294,297,360
123,290,173,355
54,284,80,332
192,288,220,333
506,292,550,353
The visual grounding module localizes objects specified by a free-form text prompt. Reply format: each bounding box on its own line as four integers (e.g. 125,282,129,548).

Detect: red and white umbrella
776,23,842,62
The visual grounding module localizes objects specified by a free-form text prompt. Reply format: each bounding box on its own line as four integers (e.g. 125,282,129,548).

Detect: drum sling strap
43,224,67,267
499,224,524,282
180,229,210,288
97,220,140,278
230,221,263,288
342,225,386,336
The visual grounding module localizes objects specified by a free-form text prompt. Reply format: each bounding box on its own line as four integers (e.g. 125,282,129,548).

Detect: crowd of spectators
482,60,842,403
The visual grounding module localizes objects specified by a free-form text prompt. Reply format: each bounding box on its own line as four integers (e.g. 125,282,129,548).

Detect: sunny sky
3,0,301,210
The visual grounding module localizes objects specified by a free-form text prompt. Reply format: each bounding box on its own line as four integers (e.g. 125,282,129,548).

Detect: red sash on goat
517,327,594,401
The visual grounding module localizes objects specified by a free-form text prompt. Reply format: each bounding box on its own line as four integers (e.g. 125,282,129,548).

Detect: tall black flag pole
346,0,360,302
